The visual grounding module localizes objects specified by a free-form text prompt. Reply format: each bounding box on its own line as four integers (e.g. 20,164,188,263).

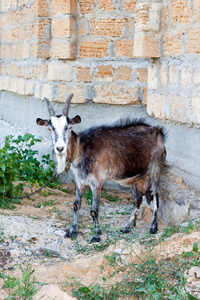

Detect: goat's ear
36,118,49,126
70,115,81,125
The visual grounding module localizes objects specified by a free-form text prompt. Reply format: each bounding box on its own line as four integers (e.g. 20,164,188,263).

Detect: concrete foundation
1,91,200,189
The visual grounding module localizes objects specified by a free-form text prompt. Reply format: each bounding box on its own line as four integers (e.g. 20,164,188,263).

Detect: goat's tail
149,132,169,195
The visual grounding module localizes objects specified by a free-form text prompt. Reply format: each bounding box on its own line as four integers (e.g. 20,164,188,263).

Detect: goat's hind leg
90,185,102,243
149,192,159,234
121,187,143,233
64,184,83,239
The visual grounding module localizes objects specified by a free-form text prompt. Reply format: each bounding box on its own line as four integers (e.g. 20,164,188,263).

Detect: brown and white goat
36,94,168,242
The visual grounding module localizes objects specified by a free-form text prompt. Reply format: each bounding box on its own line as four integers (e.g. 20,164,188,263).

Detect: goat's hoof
149,225,158,234
64,229,77,239
90,236,101,243
120,226,131,234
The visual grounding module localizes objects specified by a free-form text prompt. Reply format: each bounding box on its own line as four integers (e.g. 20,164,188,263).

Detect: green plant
83,189,93,205
180,220,200,235
35,199,55,208
160,225,179,241
83,189,106,205
104,191,122,203
73,237,200,300
105,253,117,266
0,134,59,207
182,242,200,266
0,263,38,299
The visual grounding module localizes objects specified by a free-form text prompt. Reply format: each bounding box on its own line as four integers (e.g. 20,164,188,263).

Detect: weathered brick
11,0,17,8
115,39,134,57
41,83,52,100
23,43,29,59
193,69,200,84
91,18,126,37
48,61,74,81
7,29,12,42
147,94,165,119
33,19,51,40
116,66,132,81
169,65,178,84
25,25,32,41
96,65,113,82
93,85,139,105
76,67,93,82
79,0,95,14
9,78,18,93
97,0,114,11
79,40,109,58
163,31,183,56
163,3,168,27
2,30,7,42
56,84,86,103
148,63,158,89
35,81,41,98
25,80,34,96
2,77,10,91
52,17,74,38
170,0,190,24
194,0,200,21
192,96,200,123
136,68,148,83
123,0,137,12
181,67,192,86
31,42,50,58
135,3,150,31
17,44,23,59
186,28,200,54
133,32,160,58
12,28,18,42
17,78,26,95
51,0,77,15
51,40,76,59
168,95,189,123
34,0,50,17
160,63,167,87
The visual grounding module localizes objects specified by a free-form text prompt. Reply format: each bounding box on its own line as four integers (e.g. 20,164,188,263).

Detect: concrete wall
1,90,200,192
0,0,200,194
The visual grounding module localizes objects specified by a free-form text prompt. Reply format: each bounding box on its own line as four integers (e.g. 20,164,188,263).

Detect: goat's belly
112,174,142,186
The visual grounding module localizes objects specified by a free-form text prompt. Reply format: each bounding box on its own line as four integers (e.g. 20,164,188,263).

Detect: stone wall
0,0,200,192
147,0,200,126
0,0,148,105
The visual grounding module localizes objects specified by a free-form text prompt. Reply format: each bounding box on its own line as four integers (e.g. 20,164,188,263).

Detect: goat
36,94,168,243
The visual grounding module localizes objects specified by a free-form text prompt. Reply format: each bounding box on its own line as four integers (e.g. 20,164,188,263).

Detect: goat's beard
56,152,67,174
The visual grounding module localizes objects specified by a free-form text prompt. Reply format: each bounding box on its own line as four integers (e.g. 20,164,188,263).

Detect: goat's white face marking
50,115,70,156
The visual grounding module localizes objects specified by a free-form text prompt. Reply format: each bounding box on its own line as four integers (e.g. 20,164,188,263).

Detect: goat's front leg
64,184,83,239
90,185,102,243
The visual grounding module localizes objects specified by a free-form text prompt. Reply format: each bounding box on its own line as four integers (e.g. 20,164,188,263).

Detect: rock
33,284,76,300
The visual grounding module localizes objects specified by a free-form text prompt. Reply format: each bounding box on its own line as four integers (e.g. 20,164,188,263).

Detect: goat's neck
67,131,80,163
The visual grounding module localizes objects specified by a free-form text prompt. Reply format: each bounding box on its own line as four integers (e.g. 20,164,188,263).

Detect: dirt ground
0,182,200,299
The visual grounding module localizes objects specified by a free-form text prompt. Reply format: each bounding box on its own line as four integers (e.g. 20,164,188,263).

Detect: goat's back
77,119,166,183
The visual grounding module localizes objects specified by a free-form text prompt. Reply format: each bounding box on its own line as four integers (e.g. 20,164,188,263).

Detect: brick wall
0,0,148,106
147,0,200,126
1,0,200,127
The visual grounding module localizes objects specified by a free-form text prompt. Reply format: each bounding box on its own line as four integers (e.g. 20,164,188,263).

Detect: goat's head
36,94,81,173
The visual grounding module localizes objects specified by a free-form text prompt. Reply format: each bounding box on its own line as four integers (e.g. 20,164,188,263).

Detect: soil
0,181,200,299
